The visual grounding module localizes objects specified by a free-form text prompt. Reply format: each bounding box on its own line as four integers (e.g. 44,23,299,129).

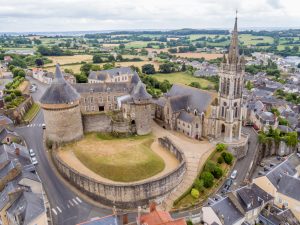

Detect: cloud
0,0,298,32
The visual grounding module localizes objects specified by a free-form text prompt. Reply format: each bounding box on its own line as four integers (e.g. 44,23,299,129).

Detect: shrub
191,188,200,199
187,221,194,225
4,95,12,102
204,160,217,173
216,143,227,152
194,179,205,192
222,151,234,165
201,171,214,188
14,90,22,96
211,166,223,179
10,93,16,100
217,156,224,164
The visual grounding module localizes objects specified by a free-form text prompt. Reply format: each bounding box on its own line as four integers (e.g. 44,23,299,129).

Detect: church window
226,78,230,95
235,107,238,118
194,110,197,116
221,107,225,117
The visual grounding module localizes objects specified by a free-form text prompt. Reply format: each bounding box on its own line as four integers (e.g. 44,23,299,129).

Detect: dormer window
187,107,190,113
194,109,197,116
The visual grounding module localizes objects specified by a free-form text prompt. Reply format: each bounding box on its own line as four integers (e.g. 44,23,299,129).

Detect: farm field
239,34,274,45
59,133,166,182
173,52,223,59
189,34,227,41
45,55,93,66
125,41,150,49
152,72,215,88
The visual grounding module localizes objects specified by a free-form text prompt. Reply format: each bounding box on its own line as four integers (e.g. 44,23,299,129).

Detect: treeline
37,45,74,56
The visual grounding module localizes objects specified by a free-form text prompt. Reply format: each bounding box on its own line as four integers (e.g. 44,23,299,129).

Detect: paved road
16,77,113,225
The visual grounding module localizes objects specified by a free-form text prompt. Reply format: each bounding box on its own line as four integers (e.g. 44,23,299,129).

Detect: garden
173,143,234,209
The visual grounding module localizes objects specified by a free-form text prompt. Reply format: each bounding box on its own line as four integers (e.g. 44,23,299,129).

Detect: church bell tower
216,14,245,143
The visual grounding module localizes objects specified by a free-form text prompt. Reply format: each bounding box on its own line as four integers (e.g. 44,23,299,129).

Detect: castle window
115,104,118,110
99,106,104,111
194,110,197,116
114,96,117,101
99,97,103,102
107,95,111,101
235,107,238,118
221,107,225,117
196,123,198,128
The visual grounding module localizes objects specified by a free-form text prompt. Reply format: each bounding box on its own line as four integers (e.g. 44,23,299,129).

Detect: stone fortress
41,66,152,143
40,16,248,208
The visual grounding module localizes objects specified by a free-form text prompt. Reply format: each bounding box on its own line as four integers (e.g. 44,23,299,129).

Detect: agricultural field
172,52,223,59
239,34,274,45
189,34,227,41
152,72,215,88
45,55,93,66
125,41,150,49
59,133,165,182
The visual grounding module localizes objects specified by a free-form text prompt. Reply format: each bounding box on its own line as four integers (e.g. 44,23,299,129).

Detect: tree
201,172,214,188
217,156,224,164
119,44,125,49
189,82,201,89
194,179,205,192
159,63,174,73
92,54,103,63
17,70,26,78
35,58,44,67
159,80,171,92
284,132,298,147
221,152,234,165
211,166,223,179
116,54,123,61
142,64,156,74
216,143,227,152
103,63,115,70
245,81,254,90
80,63,92,76
108,55,115,62
75,74,88,83
190,188,200,199
9,57,27,68
204,160,217,173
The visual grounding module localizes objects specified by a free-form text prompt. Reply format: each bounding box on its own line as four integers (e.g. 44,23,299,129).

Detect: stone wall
1,95,34,124
134,103,152,135
82,113,112,133
52,137,186,208
227,133,249,159
43,105,83,143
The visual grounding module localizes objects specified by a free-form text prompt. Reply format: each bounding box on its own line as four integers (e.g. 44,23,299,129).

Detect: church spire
228,11,239,65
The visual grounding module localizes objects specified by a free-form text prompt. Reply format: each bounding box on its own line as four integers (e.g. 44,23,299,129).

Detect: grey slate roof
0,181,19,210
178,111,194,123
166,84,213,113
277,125,293,133
78,215,119,225
0,115,13,126
88,67,134,80
40,64,81,104
0,160,18,179
236,184,273,212
73,82,131,94
131,81,152,101
211,197,244,225
0,128,20,142
266,155,300,201
6,191,45,225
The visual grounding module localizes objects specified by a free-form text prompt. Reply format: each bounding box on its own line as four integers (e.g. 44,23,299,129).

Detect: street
15,77,113,225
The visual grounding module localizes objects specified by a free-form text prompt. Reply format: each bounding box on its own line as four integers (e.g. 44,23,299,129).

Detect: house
0,128,23,145
253,154,300,221
259,205,300,225
202,183,273,225
138,204,187,225
3,56,12,65
88,67,135,84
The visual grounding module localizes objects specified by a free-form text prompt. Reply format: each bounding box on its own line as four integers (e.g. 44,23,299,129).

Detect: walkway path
151,122,214,211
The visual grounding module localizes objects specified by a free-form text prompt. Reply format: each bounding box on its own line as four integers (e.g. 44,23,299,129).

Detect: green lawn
66,133,165,182
189,34,227,41
152,72,214,88
125,41,149,49
23,103,40,123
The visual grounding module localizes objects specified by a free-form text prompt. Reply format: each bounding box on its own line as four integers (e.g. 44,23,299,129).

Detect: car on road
31,157,38,165
29,149,35,157
297,153,300,158
230,170,238,179
42,124,46,129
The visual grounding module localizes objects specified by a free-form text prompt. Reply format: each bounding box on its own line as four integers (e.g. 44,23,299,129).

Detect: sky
0,0,299,32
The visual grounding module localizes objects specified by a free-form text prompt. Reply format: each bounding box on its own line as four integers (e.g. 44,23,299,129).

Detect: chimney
137,206,141,225
149,202,156,212
122,213,128,225
15,147,20,156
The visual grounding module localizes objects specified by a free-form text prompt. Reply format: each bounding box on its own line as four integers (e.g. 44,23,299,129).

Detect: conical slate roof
40,64,80,104
132,81,151,101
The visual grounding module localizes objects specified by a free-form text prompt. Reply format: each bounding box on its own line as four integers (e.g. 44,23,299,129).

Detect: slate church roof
40,64,81,104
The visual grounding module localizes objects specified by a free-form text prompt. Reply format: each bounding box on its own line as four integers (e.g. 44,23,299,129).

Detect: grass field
239,34,274,45
60,133,165,182
125,41,150,49
189,34,227,41
152,72,214,88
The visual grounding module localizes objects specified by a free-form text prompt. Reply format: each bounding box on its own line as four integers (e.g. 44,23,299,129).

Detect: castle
41,16,246,148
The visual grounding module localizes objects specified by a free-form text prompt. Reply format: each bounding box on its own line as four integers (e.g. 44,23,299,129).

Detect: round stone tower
40,64,83,143
132,81,152,135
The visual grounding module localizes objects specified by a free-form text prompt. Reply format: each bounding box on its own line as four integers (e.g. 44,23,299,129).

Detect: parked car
230,170,238,179
29,149,35,157
224,178,233,190
42,124,46,129
297,153,300,158
31,157,38,165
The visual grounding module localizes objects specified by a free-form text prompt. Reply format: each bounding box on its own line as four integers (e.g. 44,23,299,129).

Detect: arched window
194,109,197,116
226,78,230,95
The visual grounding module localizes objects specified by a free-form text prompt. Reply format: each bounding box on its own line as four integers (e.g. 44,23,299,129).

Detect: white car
31,157,38,165
230,170,238,179
297,153,300,158
29,149,35,157
42,124,46,129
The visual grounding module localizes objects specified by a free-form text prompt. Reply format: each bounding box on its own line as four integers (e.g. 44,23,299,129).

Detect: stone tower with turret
216,15,245,143
40,64,83,143
132,80,152,135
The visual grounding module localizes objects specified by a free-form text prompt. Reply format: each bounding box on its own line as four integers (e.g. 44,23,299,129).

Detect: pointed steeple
228,12,239,65
54,64,65,83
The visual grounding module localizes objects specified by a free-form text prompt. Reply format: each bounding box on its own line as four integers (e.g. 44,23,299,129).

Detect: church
154,16,246,145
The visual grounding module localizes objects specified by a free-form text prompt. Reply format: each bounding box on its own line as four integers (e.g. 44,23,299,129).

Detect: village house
88,67,134,84
253,154,300,221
